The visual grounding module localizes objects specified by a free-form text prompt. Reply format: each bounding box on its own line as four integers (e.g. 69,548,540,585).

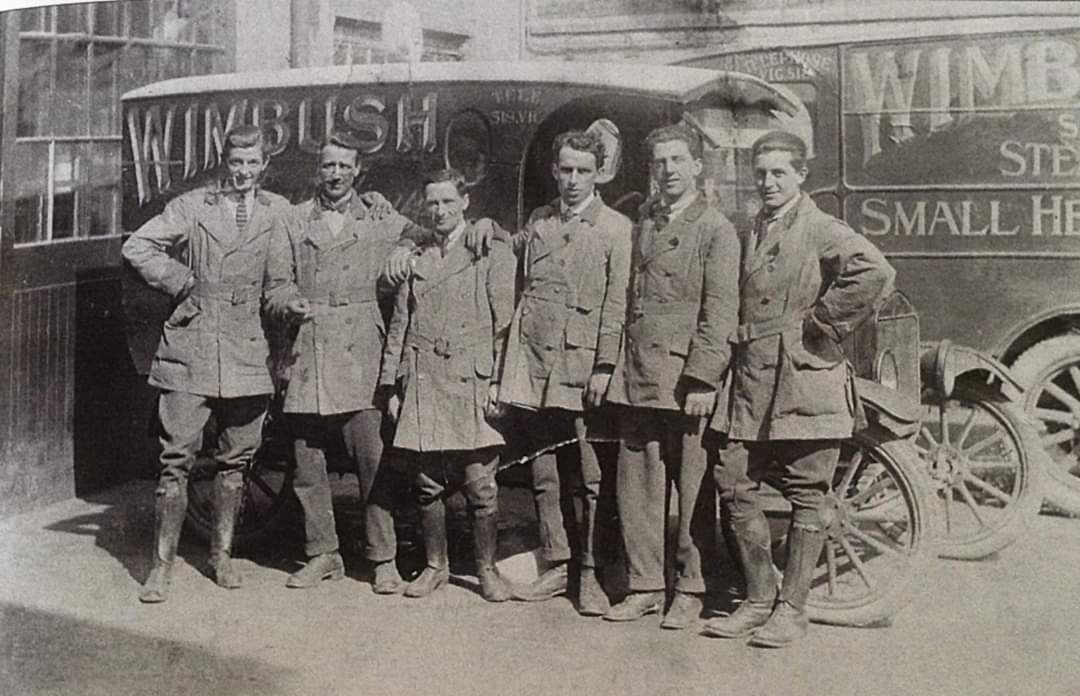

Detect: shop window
333,17,464,65
12,1,225,246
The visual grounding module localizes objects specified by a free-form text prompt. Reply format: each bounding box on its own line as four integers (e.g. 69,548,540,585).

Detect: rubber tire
806,428,940,627
1011,334,1080,514
927,386,1046,560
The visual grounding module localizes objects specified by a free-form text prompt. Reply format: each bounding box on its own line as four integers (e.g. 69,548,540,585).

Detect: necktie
651,200,671,230
235,194,248,231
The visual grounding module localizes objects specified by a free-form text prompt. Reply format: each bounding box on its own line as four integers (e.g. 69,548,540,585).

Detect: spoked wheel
184,413,297,551
915,385,1044,559
806,427,938,627
1011,335,1080,514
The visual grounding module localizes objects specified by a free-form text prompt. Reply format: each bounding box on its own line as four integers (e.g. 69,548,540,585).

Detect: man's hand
386,393,401,422
285,297,314,323
360,191,394,219
802,313,844,363
584,369,613,409
484,382,506,420
382,247,415,284
464,223,495,257
682,385,717,418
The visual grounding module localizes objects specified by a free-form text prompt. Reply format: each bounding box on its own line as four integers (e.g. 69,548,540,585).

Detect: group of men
123,117,894,649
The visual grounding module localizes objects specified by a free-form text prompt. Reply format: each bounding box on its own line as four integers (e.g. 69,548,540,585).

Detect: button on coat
122,187,292,398
266,196,422,415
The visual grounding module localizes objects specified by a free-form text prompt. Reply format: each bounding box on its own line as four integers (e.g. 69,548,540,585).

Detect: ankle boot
139,486,188,604
703,511,776,638
750,522,825,648
473,513,510,602
209,474,244,589
577,566,610,616
405,500,449,598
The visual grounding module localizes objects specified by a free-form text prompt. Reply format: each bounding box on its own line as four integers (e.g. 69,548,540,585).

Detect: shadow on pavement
0,603,295,696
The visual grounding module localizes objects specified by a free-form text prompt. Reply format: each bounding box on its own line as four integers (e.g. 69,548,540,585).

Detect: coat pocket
775,329,849,418
165,295,201,329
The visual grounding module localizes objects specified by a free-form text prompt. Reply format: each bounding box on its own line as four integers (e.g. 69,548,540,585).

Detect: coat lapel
414,230,475,298
639,195,707,267
742,195,809,287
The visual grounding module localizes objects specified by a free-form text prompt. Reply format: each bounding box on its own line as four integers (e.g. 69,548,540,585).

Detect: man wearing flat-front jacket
703,130,895,648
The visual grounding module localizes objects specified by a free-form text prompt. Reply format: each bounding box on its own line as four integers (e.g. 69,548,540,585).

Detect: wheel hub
927,445,967,488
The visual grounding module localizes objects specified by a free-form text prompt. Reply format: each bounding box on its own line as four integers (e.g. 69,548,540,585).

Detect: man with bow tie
702,130,894,647
373,168,517,601
123,125,294,602
604,123,740,629
266,131,426,590
495,130,632,615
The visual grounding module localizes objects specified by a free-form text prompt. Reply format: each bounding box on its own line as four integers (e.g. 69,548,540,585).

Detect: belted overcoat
122,186,292,398
381,223,517,452
608,195,740,411
267,195,420,415
499,196,632,412
718,194,896,441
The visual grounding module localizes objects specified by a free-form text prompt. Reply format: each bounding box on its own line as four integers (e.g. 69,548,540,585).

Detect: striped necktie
235,194,249,231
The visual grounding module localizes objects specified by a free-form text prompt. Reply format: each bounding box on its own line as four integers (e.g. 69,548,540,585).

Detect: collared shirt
664,191,699,223
319,190,354,237
559,191,596,222
754,193,802,250
221,189,256,229
439,219,468,255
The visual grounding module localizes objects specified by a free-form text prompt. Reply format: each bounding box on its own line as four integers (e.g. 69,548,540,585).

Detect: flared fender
920,339,1025,402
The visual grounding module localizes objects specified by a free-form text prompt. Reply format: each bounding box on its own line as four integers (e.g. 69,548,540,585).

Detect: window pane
53,143,82,239
127,0,151,38
118,44,155,94
86,142,121,236
153,0,196,42
11,143,50,245
55,3,87,34
54,40,90,136
19,7,47,32
93,2,122,36
17,39,52,137
156,47,188,81
90,43,121,137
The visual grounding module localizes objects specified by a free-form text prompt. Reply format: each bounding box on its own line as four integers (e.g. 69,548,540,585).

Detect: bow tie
650,200,673,229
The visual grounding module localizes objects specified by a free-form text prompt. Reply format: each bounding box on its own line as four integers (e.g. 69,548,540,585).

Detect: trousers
616,407,715,594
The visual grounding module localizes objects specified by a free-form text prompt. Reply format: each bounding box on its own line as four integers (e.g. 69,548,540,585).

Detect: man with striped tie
123,125,293,602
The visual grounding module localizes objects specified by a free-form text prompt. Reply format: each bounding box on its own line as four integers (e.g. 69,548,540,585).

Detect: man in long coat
374,168,517,602
497,130,632,615
703,130,895,647
123,125,292,602
605,123,740,629
266,132,423,589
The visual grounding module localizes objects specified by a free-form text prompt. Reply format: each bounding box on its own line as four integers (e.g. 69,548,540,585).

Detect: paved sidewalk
1,479,1079,696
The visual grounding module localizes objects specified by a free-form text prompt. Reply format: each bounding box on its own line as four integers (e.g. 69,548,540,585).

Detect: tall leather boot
702,511,775,638
749,522,826,648
473,513,510,602
139,485,188,603
405,500,449,598
208,473,244,589
577,497,610,616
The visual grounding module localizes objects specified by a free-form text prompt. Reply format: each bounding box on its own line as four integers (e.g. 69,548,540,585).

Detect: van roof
121,60,796,113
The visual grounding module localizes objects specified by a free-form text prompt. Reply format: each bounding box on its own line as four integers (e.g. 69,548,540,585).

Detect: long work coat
122,186,292,398
267,195,420,415
721,194,896,441
499,196,632,412
381,223,517,452
608,195,740,411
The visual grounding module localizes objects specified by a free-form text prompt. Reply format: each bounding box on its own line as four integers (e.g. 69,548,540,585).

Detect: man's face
753,149,807,212
318,143,360,201
650,138,701,203
225,145,268,193
424,181,469,235
552,146,598,208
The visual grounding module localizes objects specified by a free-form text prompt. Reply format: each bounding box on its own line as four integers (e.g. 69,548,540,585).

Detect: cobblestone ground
1,478,1078,696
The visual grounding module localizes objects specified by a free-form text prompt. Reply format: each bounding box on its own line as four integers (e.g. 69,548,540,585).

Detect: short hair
751,130,808,170
645,123,702,160
551,130,605,171
223,124,267,160
321,131,363,165
423,168,468,197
